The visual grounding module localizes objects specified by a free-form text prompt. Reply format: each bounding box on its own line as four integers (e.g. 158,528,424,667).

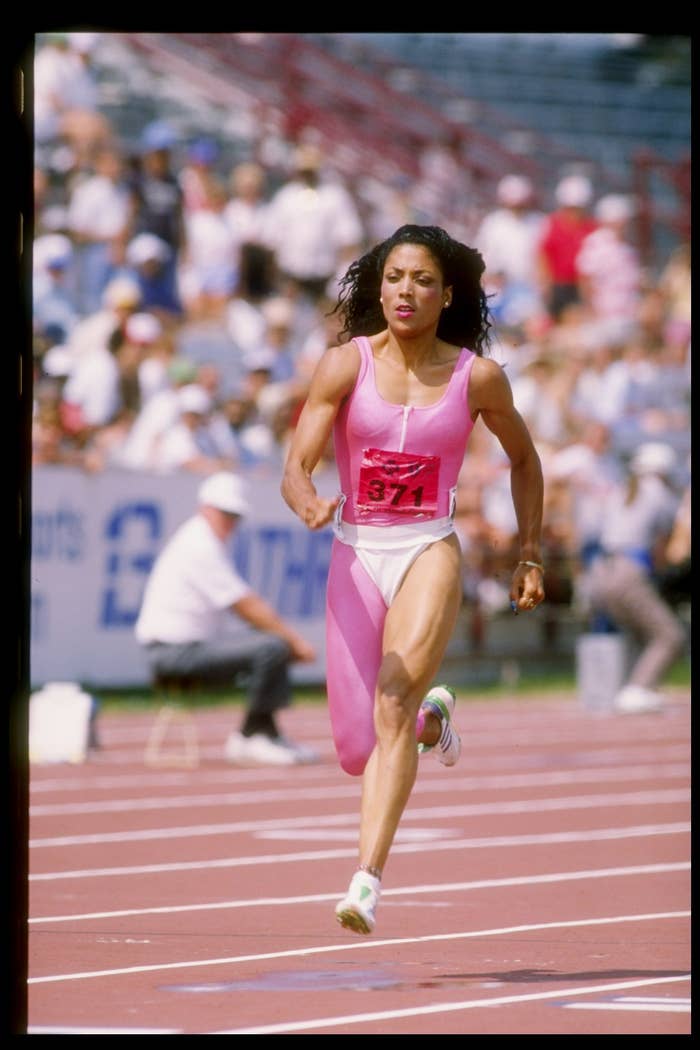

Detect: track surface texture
28,690,691,1035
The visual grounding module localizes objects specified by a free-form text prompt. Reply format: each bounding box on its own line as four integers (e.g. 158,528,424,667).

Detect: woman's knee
374,661,417,735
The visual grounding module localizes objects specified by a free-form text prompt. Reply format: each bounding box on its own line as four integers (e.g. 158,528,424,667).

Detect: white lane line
29,822,690,881
216,975,692,1034
29,758,690,810
29,861,690,924
28,910,690,985
564,998,690,1013
29,788,690,848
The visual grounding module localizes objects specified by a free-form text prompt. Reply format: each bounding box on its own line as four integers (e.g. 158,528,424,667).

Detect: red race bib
357,448,440,517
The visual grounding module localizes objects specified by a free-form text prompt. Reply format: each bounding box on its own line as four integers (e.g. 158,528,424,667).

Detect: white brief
333,510,456,606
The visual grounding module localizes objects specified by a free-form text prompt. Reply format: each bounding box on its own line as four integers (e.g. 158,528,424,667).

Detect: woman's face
380,243,451,335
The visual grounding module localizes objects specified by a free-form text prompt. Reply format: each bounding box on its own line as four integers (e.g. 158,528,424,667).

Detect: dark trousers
144,633,293,714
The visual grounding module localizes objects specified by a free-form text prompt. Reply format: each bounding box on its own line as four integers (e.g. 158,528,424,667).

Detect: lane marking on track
214,975,692,1034
29,860,690,924
29,787,690,847
29,756,690,808
28,911,690,985
28,821,690,881
563,995,691,1013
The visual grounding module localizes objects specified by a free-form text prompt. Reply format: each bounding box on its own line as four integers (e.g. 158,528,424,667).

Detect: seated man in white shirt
135,472,319,764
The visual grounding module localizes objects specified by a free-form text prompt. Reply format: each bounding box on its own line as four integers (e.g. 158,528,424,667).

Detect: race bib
357,448,440,517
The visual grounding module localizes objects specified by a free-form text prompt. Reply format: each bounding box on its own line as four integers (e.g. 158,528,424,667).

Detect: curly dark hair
333,224,492,355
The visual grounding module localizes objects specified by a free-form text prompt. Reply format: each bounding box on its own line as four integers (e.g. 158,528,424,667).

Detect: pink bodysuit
326,336,477,774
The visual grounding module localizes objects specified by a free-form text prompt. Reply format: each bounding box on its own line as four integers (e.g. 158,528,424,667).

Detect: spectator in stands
223,160,271,254
658,242,691,346
59,311,152,443
33,233,80,345
65,143,132,314
178,181,239,320
580,441,686,713
62,274,142,375
125,120,186,317
225,242,277,358
474,173,546,327
548,420,626,574
538,173,597,323
34,32,111,169
134,471,319,765
124,232,184,323
576,193,643,346
262,144,364,305
179,137,225,214
148,383,239,475
115,355,198,471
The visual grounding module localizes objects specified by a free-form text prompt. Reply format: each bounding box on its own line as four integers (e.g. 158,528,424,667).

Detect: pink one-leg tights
326,539,426,776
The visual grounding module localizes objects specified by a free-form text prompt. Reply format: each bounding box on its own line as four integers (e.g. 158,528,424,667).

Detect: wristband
518,560,544,573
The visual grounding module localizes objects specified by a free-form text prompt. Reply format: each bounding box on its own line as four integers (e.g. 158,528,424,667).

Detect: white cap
103,275,141,309
262,296,294,328
198,472,251,516
178,384,212,415
125,312,163,344
630,442,677,476
497,174,533,206
126,233,171,266
555,174,593,208
595,193,634,224
42,344,74,377
35,233,73,269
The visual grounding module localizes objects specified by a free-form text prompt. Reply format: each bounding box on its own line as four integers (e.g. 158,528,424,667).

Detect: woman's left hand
510,562,545,613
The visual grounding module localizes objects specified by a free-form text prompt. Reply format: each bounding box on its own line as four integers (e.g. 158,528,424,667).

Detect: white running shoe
417,684,461,766
335,870,381,935
225,732,318,766
614,685,664,714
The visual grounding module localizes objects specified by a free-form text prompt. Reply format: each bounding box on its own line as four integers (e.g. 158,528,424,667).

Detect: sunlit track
29,911,691,984
29,788,690,849
28,760,690,813
29,822,690,881
30,861,690,924
28,694,691,1034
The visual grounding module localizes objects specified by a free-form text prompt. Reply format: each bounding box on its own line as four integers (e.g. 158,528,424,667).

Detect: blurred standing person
474,173,546,327
65,143,132,314
178,181,239,320
32,233,80,345
135,472,319,765
33,31,111,168
538,174,597,324
576,193,643,346
223,160,271,254
281,224,544,934
582,442,686,713
124,232,184,324
125,121,186,318
262,144,365,306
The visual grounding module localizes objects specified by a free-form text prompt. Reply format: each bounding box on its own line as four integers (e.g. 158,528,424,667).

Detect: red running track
27,690,691,1035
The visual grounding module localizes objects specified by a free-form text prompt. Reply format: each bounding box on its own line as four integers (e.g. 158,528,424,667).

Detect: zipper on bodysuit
398,405,411,452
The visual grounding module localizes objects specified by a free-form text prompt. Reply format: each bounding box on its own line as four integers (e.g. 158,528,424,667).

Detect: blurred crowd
30,32,691,638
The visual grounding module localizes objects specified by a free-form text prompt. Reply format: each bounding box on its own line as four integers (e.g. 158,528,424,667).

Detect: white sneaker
276,735,320,764
225,732,314,766
417,684,461,766
614,685,664,714
335,870,381,935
